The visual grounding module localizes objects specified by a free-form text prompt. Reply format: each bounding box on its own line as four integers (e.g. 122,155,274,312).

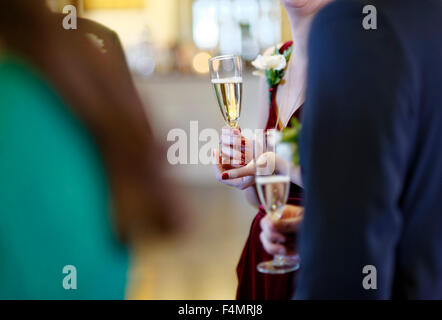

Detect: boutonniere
253,42,301,166
86,33,107,54
252,42,293,90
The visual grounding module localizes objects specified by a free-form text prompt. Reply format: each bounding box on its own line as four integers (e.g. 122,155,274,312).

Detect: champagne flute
254,129,301,274
209,55,243,129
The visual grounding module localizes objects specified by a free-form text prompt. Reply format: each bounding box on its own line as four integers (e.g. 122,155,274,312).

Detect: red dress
236,41,303,300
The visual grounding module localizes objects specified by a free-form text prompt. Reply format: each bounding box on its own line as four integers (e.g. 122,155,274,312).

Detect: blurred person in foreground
262,0,442,299
0,1,180,299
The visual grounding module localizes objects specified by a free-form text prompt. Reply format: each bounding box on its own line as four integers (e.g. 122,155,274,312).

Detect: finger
219,148,244,167
255,156,268,168
222,177,253,190
261,217,286,242
281,205,304,219
260,215,277,232
222,146,248,166
221,127,241,136
221,156,245,168
274,217,303,233
255,152,276,175
221,145,244,161
260,232,287,255
222,140,247,152
274,206,304,233
223,161,255,179
212,148,223,167
221,135,243,149
262,228,286,244
242,139,253,164
212,149,230,181
214,165,244,186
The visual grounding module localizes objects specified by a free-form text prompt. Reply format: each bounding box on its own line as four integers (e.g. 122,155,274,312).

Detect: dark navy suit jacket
296,0,442,299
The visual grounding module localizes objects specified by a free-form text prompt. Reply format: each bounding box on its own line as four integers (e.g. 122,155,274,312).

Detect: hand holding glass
254,129,300,274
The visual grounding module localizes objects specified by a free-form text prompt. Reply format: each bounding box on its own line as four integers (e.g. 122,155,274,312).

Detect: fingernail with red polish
222,173,229,180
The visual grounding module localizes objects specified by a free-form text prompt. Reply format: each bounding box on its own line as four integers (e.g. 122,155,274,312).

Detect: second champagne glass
254,129,301,274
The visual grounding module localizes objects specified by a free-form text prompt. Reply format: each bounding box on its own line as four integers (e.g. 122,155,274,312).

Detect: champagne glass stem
273,254,286,266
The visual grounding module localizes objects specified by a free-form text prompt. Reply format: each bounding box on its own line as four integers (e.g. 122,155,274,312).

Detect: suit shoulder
53,13,118,44
77,17,117,38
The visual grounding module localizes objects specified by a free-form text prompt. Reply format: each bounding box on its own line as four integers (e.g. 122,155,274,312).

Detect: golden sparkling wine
256,175,290,220
212,77,242,128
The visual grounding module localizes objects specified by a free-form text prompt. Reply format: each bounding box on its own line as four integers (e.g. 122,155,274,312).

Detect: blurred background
48,0,293,299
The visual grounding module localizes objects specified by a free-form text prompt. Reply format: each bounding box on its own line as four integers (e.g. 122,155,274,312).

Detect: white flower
252,54,287,73
262,42,285,57
263,46,277,57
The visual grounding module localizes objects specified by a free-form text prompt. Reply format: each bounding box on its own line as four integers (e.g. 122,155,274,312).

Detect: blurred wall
82,0,292,50
84,0,179,48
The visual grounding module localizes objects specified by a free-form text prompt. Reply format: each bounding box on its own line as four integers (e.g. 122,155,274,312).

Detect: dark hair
0,1,181,241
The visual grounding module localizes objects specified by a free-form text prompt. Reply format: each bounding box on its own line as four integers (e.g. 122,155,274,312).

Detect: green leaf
283,47,293,61
281,117,302,166
282,128,296,141
265,69,272,87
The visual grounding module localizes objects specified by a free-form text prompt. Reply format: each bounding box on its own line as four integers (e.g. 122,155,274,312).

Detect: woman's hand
260,205,304,255
212,127,255,190
220,127,253,167
212,148,255,190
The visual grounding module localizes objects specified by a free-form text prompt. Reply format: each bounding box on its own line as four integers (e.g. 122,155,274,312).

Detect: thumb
224,162,255,179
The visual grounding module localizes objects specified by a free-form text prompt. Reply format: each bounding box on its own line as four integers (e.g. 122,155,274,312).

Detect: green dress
0,55,129,299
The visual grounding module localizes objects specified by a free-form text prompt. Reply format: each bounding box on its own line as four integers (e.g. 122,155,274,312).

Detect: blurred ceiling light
257,0,281,49
218,1,241,55
233,0,259,25
192,0,219,50
192,52,212,74
127,43,156,77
